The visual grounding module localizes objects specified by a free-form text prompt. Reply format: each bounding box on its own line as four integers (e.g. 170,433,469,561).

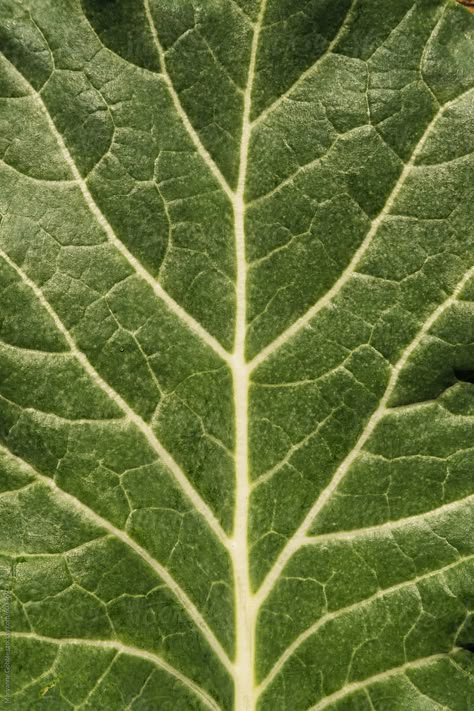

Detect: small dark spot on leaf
454,369,474,384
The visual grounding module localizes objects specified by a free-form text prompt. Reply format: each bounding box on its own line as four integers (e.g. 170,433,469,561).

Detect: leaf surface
0,1,474,709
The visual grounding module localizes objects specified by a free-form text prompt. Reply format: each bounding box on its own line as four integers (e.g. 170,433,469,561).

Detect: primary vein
2,3,473,706
230,0,268,707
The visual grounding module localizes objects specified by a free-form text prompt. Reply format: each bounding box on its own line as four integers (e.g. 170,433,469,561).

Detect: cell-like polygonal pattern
0,1,473,709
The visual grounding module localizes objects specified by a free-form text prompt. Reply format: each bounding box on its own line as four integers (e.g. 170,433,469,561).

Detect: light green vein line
257,554,474,696
0,631,221,710
0,444,233,675
251,0,357,127
0,229,229,549
256,259,474,607
304,494,474,545
249,84,474,371
308,652,460,711
0,52,231,366
228,0,269,706
143,0,234,202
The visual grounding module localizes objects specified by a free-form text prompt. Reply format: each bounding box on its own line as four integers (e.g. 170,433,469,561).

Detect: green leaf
0,0,473,709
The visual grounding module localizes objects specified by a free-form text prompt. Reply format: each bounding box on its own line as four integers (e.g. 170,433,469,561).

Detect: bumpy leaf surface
0,0,474,709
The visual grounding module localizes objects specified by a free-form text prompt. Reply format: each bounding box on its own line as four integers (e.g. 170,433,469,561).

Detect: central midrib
230,2,268,709
4,3,470,708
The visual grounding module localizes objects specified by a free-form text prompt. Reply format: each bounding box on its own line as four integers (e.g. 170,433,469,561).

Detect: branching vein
0,631,221,710
308,652,459,710
249,85,474,371
0,245,229,548
0,52,231,366
257,554,474,696
143,0,234,202
256,260,474,607
251,0,356,127
0,444,233,675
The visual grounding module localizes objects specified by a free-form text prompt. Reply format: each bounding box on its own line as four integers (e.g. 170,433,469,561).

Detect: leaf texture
0,0,474,709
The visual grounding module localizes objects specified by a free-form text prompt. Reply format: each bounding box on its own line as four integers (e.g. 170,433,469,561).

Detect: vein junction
1,1,474,710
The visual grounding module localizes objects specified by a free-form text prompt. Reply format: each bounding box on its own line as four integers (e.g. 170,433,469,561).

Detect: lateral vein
0,245,229,549
0,51,231,366
304,493,474,545
257,553,474,696
249,85,474,372
251,0,356,127
308,652,459,711
255,260,474,606
0,445,233,676
0,631,221,710
143,0,235,202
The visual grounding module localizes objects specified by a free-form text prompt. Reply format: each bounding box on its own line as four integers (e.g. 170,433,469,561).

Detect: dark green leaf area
1,1,474,710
